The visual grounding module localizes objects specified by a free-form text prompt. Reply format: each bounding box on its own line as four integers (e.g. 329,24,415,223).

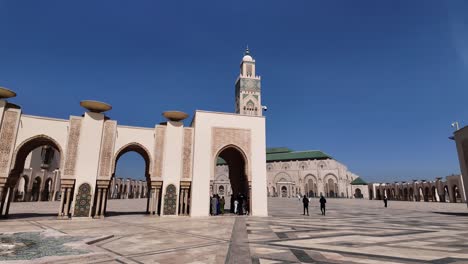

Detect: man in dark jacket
319,195,326,216
302,195,309,215
383,196,388,208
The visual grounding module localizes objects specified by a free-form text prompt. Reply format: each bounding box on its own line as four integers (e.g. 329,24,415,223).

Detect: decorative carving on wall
163,184,177,215
153,126,166,178
63,117,82,177
0,110,19,177
98,120,116,179
212,127,251,158
73,183,92,217
181,128,193,179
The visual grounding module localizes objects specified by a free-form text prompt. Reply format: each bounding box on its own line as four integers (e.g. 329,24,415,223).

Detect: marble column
101,188,107,217
58,187,65,216
65,188,71,217
95,188,102,218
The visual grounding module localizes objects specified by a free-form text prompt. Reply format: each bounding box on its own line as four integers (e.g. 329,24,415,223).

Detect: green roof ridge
351,177,367,185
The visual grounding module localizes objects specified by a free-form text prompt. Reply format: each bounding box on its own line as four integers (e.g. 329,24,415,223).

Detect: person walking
234,198,239,214
211,195,218,215
383,196,388,208
319,195,326,216
220,196,225,214
230,194,234,213
302,195,309,215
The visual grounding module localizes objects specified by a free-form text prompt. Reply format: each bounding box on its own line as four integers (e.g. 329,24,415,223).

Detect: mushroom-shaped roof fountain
0,87,17,99
163,111,189,122
80,100,112,113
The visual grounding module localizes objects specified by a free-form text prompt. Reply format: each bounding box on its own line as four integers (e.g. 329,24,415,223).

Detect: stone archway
99,142,154,218
1,135,64,218
213,145,249,215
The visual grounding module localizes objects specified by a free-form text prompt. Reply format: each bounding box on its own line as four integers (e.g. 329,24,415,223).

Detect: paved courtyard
1,198,468,263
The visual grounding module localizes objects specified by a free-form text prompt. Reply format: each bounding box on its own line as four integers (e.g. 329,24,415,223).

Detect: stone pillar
57,179,75,219
180,181,191,215
94,180,110,219
58,187,65,216
101,188,107,217
94,188,102,219
4,186,13,217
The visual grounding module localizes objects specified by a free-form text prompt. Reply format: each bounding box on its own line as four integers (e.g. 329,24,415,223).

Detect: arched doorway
1,135,64,218
403,188,408,201
424,187,430,202
354,188,362,198
214,146,249,215
103,143,154,218
326,177,337,198
281,186,287,197
376,189,381,200
409,188,414,201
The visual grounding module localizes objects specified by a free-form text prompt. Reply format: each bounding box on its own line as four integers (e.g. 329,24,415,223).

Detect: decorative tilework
163,184,177,215
73,183,91,217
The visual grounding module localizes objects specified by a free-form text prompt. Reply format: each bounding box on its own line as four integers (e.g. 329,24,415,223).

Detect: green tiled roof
266,147,292,154
217,157,227,165
216,148,331,165
351,177,367,185
266,150,331,162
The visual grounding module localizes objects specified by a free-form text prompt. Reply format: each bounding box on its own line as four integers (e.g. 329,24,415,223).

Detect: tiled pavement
1,198,468,263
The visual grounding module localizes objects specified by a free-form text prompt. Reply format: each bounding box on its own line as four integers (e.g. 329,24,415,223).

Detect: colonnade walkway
0,198,468,263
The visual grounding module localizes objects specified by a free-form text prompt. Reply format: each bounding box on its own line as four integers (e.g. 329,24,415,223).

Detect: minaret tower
235,47,262,116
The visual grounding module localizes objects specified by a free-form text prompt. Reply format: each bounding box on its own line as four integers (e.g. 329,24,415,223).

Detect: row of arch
268,173,348,198
372,184,463,203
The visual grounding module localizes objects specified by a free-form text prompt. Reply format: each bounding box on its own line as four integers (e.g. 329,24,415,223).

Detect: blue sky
1,0,468,182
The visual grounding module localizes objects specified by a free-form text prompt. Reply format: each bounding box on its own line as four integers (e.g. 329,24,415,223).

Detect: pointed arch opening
212,145,249,215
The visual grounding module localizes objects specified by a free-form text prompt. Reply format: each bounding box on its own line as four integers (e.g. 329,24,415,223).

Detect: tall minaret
235,47,262,116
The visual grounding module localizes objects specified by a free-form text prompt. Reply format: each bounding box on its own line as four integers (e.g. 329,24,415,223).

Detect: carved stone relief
73,183,92,217
98,120,116,179
63,117,82,177
211,127,251,158
181,128,193,179
153,126,165,178
0,110,19,178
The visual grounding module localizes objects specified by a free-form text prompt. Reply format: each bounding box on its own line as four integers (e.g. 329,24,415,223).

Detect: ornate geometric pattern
0,110,19,177
163,184,177,215
211,127,251,159
153,126,165,178
98,120,117,179
181,128,193,179
73,183,92,217
240,78,261,92
63,117,82,177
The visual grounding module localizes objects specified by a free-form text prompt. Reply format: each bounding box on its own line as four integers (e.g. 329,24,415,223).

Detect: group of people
210,193,249,215
210,194,225,215
302,195,327,216
301,195,390,216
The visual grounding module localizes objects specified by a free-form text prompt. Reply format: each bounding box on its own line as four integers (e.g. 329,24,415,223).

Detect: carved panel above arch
211,127,251,158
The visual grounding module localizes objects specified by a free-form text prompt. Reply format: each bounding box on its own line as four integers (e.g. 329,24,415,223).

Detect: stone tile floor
0,198,467,263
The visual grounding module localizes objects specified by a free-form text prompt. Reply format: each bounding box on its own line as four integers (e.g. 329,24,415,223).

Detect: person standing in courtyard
230,194,234,213
302,195,309,215
319,195,326,216
211,195,218,215
220,196,225,214
383,196,388,208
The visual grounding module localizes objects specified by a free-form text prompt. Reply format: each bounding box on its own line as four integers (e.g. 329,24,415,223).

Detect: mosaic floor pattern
0,198,467,263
